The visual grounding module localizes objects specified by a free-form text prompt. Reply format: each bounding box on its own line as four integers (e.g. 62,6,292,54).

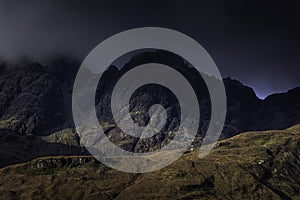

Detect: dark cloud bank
0,0,299,98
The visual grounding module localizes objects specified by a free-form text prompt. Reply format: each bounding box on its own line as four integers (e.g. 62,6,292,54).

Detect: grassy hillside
1,125,300,199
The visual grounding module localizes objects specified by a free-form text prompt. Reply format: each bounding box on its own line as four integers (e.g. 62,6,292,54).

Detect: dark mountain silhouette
0,50,299,166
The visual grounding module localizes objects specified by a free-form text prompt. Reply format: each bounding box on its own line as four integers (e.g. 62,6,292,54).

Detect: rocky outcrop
0,64,72,136
29,156,99,169
0,129,87,168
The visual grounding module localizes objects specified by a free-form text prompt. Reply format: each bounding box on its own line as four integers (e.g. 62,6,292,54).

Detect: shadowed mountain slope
0,51,300,165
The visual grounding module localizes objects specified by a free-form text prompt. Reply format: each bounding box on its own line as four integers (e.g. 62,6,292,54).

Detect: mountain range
0,50,300,167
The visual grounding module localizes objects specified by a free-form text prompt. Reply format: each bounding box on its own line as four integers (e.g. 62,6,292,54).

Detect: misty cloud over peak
0,0,300,98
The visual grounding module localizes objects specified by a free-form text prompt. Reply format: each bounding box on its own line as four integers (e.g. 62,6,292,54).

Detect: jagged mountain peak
0,51,299,163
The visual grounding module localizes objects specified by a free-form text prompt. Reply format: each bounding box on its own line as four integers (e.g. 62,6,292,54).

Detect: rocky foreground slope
1,124,300,200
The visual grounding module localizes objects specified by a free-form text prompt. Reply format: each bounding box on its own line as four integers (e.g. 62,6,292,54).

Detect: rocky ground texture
1,125,300,199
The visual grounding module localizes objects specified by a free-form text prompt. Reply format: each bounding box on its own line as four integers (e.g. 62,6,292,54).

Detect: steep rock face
0,51,300,155
260,87,300,130
94,51,211,152
0,64,72,135
95,50,300,144
222,78,263,138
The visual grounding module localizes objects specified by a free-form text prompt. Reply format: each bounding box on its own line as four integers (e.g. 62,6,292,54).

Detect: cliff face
0,51,300,164
90,50,300,150
0,64,72,136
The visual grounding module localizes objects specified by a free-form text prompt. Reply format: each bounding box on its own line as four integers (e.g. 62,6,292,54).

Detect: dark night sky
0,0,299,99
